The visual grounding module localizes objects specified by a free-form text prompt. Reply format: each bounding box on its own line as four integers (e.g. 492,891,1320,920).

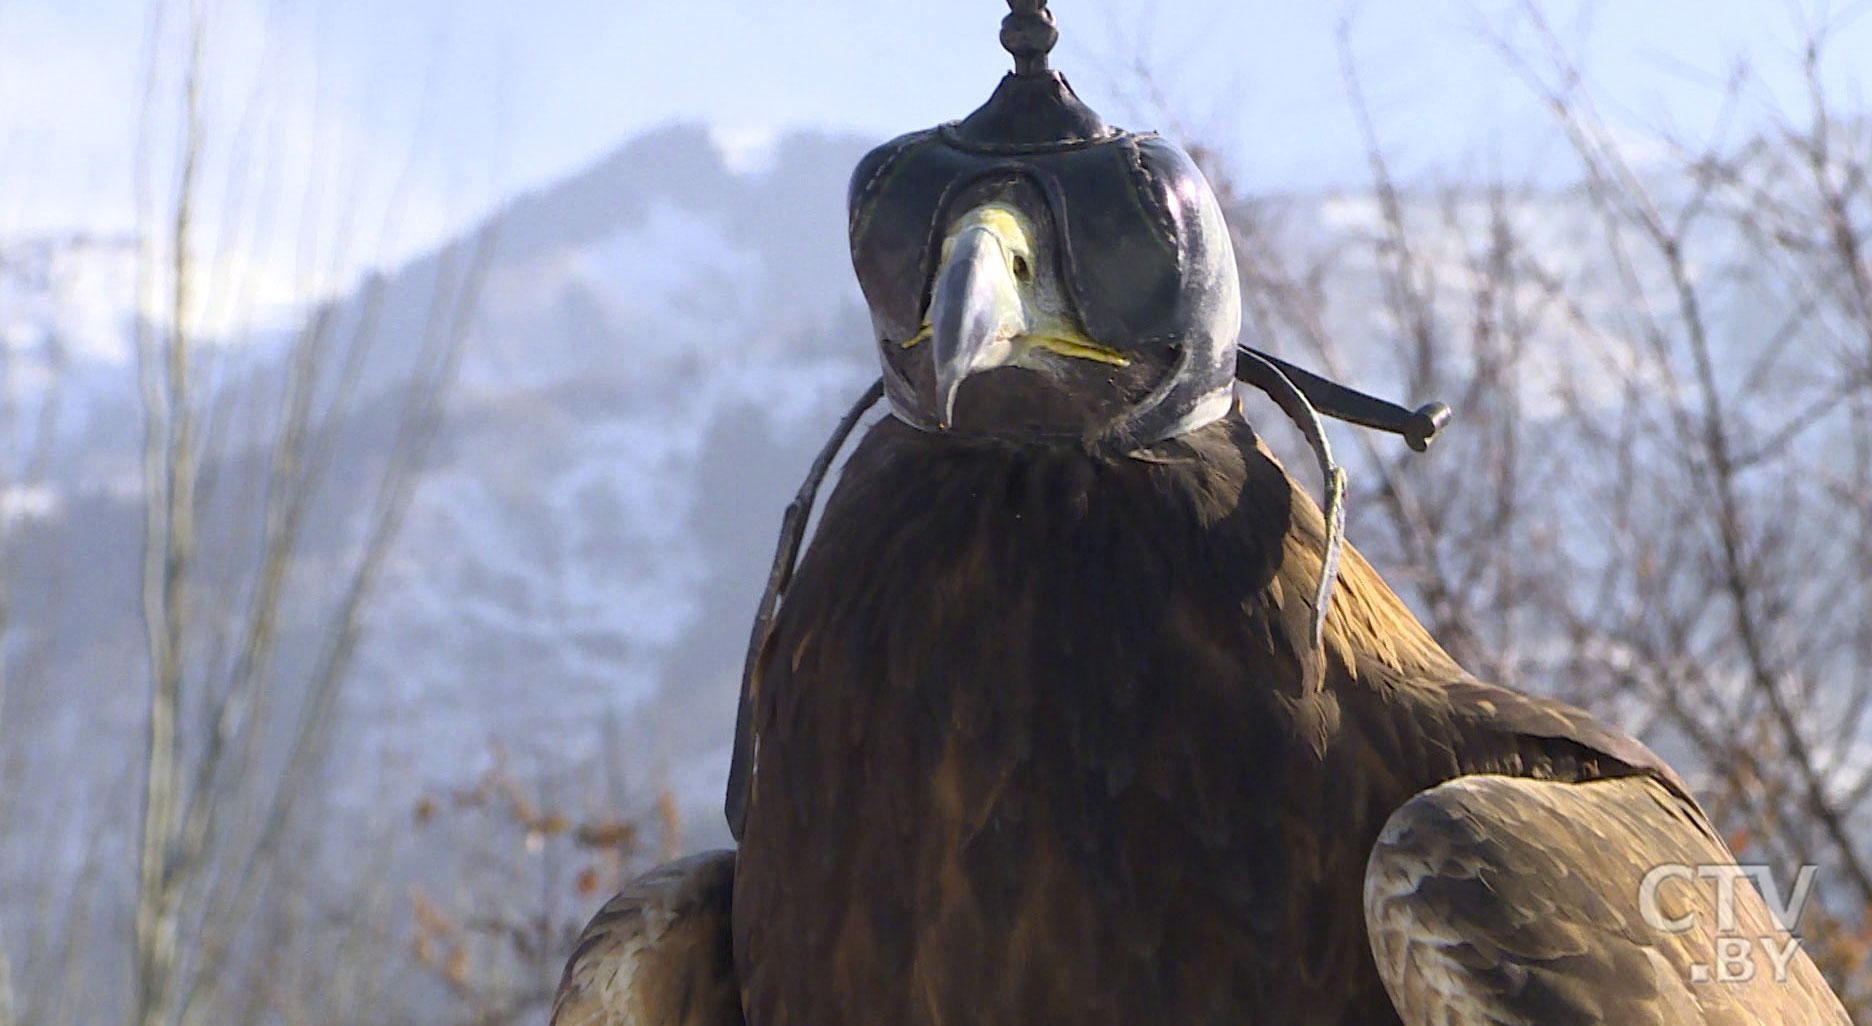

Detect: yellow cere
1029,333,1131,367
902,326,1127,366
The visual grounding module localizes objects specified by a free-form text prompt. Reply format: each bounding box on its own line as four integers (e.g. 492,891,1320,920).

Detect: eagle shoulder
1363,774,1851,1025
552,850,744,1026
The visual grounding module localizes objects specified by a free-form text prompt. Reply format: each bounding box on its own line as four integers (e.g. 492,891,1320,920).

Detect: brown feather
730,415,1702,1025
1366,775,1851,1025
553,851,743,1026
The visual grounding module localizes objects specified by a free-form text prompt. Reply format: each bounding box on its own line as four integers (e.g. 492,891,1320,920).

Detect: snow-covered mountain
1,124,880,860
0,122,881,1019
346,126,879,836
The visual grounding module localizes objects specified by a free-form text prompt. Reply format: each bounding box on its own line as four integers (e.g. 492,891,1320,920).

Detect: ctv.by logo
1638,863,1819,983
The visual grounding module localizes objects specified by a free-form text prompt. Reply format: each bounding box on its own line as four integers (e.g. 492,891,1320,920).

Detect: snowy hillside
223,125,881,847
0,126,876,915
349,128,876,835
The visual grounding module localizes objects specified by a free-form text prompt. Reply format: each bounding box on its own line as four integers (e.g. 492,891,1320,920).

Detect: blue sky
4,0,1867,294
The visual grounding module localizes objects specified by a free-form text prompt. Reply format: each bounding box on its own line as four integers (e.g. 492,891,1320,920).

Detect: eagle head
845,22,1240,448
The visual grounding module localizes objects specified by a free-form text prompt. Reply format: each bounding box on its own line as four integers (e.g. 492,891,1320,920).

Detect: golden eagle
553,4,1852,1023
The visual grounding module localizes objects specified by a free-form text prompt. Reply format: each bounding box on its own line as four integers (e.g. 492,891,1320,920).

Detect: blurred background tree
1182,6,1872,1010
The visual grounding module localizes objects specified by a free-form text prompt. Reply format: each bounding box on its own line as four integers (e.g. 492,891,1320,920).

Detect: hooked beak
928,219,1026,428
911,202,1129,429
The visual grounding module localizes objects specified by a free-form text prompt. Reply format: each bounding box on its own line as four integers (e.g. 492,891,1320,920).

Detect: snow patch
711,124,782,177
0,483,59,525
570,198,762,351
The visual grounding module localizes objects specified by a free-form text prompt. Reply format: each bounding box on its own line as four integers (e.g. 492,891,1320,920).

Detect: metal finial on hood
1000,0,1059,75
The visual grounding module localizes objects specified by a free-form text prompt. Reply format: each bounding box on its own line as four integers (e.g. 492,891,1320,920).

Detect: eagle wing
1363,773,1851,1025
552,850,744,1026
